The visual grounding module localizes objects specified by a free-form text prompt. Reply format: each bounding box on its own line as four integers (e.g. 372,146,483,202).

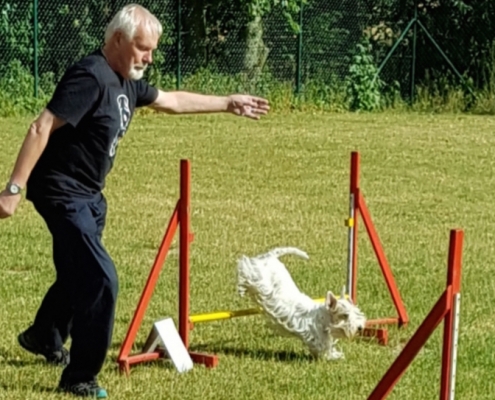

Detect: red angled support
368,229,464,400
357,191,409,327
117,204,179,375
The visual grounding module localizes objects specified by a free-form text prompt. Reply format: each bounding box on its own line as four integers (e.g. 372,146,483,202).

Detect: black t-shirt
26,49,159,203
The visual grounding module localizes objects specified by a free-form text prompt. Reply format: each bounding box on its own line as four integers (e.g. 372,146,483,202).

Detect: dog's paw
325,349,345,360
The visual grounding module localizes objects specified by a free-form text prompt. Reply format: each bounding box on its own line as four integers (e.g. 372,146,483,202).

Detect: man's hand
226,94,270,120
0,190,22,219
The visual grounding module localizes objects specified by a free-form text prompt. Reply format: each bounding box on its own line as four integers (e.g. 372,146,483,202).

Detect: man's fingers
246,96,270,107
243,107,268,119
252,96,269,105
0,194,20,219
250,107,268,116
255,104,270,112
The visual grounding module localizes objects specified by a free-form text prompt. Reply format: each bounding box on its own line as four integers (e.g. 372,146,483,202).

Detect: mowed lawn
0,111,494,400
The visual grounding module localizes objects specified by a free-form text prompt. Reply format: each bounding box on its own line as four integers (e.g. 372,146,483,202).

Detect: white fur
236,247,367,360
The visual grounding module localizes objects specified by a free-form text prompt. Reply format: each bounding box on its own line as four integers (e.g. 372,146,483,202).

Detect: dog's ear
325,291,338,310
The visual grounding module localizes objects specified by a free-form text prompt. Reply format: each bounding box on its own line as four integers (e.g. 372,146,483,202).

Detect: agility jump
188,152,409,348
116,151,412,373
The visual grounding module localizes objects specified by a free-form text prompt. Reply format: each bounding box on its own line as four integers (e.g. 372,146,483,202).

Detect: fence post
295,0,303,95
176,0,182,90
410,0,418,103
33,0,39,98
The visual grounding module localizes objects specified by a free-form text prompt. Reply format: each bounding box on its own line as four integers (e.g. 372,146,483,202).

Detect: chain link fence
1,0,494,108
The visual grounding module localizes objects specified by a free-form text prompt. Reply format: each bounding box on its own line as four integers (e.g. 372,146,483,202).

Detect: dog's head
324,288,366,339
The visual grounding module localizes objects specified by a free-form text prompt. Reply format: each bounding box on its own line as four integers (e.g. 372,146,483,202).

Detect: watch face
8,184,20,194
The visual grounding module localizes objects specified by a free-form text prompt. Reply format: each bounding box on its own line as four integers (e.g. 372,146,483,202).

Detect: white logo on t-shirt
109,94,131,157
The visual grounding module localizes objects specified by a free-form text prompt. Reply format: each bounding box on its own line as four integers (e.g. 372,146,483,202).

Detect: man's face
118,25,159,80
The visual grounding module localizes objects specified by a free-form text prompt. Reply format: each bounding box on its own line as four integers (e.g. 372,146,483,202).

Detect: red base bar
360,328,388,345
118,352,162,376
127,352,163,364
189,352,220,368
366,317,401,327
118,349,219,375
359,318,402,345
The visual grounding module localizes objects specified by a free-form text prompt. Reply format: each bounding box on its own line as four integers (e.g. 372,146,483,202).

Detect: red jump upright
368,229,464,400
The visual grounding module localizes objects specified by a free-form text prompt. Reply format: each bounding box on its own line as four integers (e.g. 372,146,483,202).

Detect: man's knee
103,263,119,300
94,255,119,300
71,256,118,306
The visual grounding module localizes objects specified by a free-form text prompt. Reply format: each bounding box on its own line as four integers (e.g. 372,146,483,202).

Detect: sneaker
58,380,108,398
18,329,70,367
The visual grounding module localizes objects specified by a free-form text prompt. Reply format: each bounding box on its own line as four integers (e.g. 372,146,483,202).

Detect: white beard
129,65,146,80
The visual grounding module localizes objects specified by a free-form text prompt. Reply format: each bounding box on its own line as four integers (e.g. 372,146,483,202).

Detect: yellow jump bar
189,297,333,324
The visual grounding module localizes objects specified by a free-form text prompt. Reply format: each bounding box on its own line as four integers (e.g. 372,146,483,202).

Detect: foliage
246,0,306,32
0,0,33,69
346,37,384,111
0,60,51,117
1,0,495,114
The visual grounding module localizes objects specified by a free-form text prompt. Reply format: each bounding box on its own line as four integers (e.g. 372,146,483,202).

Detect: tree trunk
242,14,269,79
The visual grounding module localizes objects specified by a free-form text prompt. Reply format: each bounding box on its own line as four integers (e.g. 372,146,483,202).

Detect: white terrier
236,247,367,360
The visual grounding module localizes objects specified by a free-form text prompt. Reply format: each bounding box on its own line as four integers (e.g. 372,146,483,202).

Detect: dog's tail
264,246,309,260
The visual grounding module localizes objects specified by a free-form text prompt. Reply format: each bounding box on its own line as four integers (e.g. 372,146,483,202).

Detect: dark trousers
29,194,118,383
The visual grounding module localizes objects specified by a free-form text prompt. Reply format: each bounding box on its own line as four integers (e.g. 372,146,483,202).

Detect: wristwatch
5,182,22,195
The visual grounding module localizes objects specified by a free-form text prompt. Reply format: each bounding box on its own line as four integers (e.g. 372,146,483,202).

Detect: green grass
1,111,495,399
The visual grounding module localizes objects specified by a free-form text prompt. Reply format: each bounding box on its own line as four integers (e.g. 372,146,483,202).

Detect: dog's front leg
325,338,345,360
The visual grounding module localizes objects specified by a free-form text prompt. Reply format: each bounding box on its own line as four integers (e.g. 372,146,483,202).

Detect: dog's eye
342,313,349,319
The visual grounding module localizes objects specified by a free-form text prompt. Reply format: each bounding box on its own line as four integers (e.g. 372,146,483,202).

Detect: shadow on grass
0,347,50,368
108,339,315,366
190,343,315,362
0,349,61,395
110,341,314,362
0,382,70,395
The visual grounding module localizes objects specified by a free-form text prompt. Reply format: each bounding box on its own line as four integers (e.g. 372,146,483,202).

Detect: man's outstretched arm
149,90,270,120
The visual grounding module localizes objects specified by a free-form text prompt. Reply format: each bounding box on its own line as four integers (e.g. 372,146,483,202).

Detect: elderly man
0,3,269,398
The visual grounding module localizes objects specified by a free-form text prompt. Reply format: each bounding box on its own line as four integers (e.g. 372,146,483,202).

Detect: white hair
104,4,163,43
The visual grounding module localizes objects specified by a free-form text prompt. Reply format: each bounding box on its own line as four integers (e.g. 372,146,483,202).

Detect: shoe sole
18,332,69,366
18,333,41,355
58,386,108,398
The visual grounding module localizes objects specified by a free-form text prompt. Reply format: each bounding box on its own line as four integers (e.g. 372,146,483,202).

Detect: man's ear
113,31,124,48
